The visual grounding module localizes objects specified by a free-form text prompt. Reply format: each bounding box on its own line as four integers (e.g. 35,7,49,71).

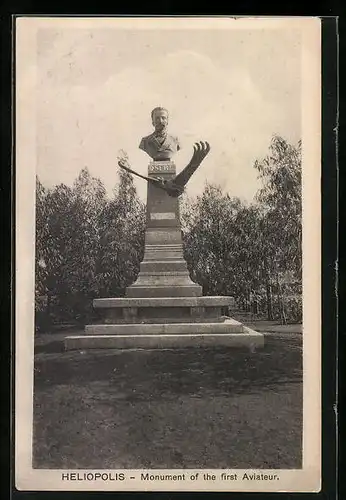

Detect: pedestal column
126,160,202,298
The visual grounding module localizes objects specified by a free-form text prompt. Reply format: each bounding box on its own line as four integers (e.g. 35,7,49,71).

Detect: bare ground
33,331,302,470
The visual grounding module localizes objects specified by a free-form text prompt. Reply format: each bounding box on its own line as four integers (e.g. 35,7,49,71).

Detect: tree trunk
265,279,273,320
47,292,51,319
263,260,273,321
277,276,287,325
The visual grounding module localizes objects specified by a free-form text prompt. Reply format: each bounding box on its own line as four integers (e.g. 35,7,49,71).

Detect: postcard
15,16,321,492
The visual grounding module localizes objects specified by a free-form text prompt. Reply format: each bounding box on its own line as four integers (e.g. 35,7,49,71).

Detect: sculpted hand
171,141,211,190
191,141,211,168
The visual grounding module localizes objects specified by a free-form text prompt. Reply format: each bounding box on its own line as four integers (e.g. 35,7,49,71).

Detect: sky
36,22,302,202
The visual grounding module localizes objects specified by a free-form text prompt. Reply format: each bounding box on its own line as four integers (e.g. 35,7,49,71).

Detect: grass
33,331,302,470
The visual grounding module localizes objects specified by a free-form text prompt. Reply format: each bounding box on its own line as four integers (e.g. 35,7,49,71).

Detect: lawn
33,330,302,470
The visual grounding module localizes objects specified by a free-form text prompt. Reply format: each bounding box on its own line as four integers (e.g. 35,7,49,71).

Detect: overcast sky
36,22,302,202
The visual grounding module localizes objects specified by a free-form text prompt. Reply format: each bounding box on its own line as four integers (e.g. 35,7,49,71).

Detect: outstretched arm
118,159,166,190
173,141,210,188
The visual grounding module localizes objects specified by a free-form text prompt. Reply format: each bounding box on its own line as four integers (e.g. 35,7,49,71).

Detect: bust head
139,107,180,160
151,107,169,135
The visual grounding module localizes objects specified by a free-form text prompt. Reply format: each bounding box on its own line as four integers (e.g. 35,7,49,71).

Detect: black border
338,15,345,500
321,16,338,500
3,12,339,500
2,10,13,500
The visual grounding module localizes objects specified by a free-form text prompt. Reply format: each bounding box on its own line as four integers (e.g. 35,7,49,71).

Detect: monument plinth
126,160,202,298
64,107,264,351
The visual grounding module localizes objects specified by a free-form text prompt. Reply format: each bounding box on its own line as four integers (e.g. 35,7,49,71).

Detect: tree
35,166,146,330
35,168,109,325
35,176,48,298
35,176,50,331
68,167,107,297
254,135,302,322
181,135,302,323
181,184,257,299
98,168,146,296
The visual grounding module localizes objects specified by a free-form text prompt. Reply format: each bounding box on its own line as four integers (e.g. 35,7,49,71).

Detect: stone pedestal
64,160,264,351
126,161,202,298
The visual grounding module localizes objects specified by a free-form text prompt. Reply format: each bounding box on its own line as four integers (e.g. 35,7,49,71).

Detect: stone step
145,229,183,245
137,271,190,277
126,284,202,298
145,244,184,249
65,328,264,351
140,260,188,272
128,276,199,287
84,320,244,335
100,316,229,324
143,245,185,260
144,252,185,260
93,296,234,308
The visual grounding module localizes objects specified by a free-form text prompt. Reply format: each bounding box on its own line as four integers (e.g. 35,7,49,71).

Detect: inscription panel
148,161,176,174
150,212,176,220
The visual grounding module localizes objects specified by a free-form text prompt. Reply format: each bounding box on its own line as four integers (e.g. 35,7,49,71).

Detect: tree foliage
35,167,145,329
181,135,302,323
97,168,145,296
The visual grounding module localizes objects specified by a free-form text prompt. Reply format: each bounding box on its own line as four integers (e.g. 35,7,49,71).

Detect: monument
64,107,264,350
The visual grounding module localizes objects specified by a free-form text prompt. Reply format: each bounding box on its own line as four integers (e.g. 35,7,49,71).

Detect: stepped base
93,295,235,323
85,318,243,335
64,324,264,351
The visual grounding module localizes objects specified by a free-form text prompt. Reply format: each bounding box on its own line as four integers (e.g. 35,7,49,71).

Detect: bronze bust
139,107,181,161
118,106,210,197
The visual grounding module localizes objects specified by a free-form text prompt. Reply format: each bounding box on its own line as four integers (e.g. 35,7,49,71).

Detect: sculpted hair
151,107,169,120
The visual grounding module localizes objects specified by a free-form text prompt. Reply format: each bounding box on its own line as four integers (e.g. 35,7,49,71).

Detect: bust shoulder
139,133,158,150
139,132,181,160
140,133,155,142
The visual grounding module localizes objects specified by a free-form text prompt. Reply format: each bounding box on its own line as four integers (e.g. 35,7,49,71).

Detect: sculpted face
152,108,168,135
